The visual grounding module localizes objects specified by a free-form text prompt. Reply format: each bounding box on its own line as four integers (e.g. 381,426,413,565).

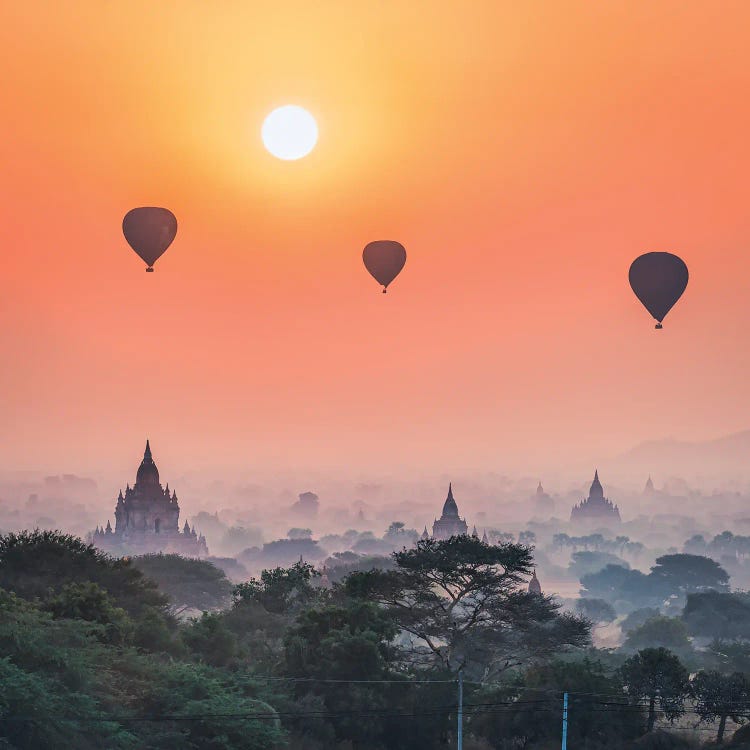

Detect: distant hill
616,430,750,478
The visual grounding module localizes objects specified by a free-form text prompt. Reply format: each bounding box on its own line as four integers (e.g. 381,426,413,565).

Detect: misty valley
3,442,750,749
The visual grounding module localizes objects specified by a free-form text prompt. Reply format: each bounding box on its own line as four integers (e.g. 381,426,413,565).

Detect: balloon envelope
628,252,688,327
362,241,406,292
122,207,177,270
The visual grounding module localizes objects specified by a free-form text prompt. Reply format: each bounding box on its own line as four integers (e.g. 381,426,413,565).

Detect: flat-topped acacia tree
344,535,590,679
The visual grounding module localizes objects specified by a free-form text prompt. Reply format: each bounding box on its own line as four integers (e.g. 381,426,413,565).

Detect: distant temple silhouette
532,481,554,514
431,483,469,539
528,569,542,595
291,491,319,519
92,441,207,557
570,470,621,526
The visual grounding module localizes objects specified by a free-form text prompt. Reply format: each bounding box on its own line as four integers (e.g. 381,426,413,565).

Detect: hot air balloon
122,207,177,272
628,252,689,329
362,240,406,293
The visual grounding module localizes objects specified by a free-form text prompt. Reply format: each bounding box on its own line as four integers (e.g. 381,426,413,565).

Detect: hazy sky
1,2,749,477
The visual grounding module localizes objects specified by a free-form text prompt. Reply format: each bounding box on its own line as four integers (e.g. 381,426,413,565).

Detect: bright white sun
261,105,318,160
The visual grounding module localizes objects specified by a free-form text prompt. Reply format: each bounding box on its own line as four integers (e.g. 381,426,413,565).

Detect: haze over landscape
2,3,750,749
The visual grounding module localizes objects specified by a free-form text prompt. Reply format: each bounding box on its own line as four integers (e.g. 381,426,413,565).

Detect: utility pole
561,692,568,750
457,669,463,750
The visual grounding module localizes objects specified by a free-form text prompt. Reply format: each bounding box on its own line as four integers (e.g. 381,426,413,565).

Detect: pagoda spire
589,469,604,498
441,483,459,518
528,569,542,594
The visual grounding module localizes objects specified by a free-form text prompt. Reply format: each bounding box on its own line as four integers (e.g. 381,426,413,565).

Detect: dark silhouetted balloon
628,252,688,329
122,207,177,272
362,241,406,293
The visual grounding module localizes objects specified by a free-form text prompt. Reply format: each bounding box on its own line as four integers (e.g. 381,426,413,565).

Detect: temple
92,441,208,557
528,569,542,595
431,483,469,540
532,481,554,515
570,470,621,526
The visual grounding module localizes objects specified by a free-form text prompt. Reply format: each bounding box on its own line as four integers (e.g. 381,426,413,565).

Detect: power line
250,675,457,684
0,700,699,724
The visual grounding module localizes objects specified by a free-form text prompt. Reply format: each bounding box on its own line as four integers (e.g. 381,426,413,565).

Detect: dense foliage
3,530,750,748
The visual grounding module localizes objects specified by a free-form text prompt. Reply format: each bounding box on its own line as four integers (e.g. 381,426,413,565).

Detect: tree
0,588,285,749
345,537,590,678
0,591,132,750
622,608,662,634
0,530,166,616
233,560,321,616
575,598,616,624
469,658,644,749
282,599,446,750
287,528,312,540
615,535,631,555
325,553,395,584
650,554,729,596
384,522,418,547
352,535,393,556
182,611,239,666
682,591,750,640
623,616,692,655
692,670,750,742
620,648,690,732
43,582,134,645
569,551,629,580
132,553,233,615
580,565,659,611
133,661,285,750
683,534,707,555
582,556,731,613
256,538,327,567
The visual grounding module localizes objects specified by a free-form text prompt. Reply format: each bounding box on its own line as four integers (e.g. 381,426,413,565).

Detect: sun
261,105,318,161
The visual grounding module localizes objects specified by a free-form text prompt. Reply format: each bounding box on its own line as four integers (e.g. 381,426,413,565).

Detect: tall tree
692,670,750,743
575,598,616,624
623,616,692,655
620,648,690,732
233,560,322,615
282,599,447,750
569,551,629,580
649,554,729,596
683,591,750,640
132,553,233,615
345,536,589,678
580,564,658,610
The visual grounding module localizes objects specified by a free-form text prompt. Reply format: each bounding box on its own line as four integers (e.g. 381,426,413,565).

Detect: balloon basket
382,288,387,294
655,323,663,329
146,267,154,273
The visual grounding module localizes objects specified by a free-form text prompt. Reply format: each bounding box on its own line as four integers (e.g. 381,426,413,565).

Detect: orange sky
1,1,749,478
